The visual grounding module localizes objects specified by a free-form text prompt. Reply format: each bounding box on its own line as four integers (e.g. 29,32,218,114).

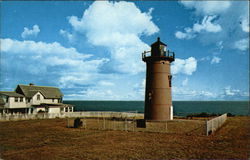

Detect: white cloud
172,86,217,100
178,1,249,47
21,25,40,39
1,38,108,88
1,38,92,59
234,38,249,51
59,29,74,43
175,29,196,40
200,56,210,61
193,16,221,33
218,86,249,100
68,1,158,74
175,16,221,40
171,57,197,75
211,56,221,64
224,86,238,96
81,88,120,100
180,1,231,15
241,17,249,32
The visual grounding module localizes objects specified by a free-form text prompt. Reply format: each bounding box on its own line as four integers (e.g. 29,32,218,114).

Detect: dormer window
37,94,40,101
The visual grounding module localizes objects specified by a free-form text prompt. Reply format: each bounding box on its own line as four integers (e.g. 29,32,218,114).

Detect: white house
0,84,73,114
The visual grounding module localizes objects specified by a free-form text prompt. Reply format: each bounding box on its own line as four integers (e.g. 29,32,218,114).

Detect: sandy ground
0,116,249,160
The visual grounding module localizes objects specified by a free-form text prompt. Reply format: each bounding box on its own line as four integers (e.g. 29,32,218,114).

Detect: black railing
142,50,175,60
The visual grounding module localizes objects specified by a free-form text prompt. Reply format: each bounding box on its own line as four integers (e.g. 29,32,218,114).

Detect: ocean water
63,101,249,116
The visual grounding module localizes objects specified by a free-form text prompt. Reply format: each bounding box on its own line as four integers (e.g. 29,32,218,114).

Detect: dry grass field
0,116,249,159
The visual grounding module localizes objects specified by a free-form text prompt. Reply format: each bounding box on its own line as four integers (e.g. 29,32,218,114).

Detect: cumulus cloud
177,1,249,46
175,28,196,40
171,57,197,75
234,38,249,51
21,25,40,39
175,15,221,40
211,56,221,64
67,1,159,74
1,38,108,88
180,1,231,15
59,29,74,43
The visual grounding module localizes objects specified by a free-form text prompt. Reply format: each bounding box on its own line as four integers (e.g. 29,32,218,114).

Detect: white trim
170,105,173,120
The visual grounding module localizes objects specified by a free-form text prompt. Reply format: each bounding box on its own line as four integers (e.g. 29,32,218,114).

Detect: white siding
31,92,44,105
43,98,59,104
48,107,61,113
31,92,59,105
6,97,27,108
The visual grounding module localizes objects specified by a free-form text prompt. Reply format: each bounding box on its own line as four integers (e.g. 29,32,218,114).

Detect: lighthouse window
168,75,172,87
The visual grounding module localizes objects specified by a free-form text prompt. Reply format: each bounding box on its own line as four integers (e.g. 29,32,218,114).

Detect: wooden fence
206,113,227,135
0,111,142,121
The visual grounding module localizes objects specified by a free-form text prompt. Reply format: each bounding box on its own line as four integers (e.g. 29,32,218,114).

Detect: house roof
0,97,5,105
0,91,25,97
16,84,63,99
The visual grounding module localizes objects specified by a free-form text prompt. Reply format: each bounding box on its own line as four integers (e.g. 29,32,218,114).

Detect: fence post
206,120,208,136
103,116,105,130
133,117,135,132
125,117,127,131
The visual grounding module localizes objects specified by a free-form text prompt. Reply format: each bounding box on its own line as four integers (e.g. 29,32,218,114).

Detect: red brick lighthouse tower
142,37,175,121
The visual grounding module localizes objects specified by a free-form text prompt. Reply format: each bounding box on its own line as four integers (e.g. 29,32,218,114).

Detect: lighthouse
142,37,175,121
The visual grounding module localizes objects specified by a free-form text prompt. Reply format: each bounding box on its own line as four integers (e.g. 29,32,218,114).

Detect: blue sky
0,1,249,100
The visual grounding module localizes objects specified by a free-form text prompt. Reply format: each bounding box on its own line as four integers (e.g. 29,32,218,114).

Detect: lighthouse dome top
151,37,167,47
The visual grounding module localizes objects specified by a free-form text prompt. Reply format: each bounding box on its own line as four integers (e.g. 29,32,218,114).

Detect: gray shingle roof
16,85,63,99
0,97,5,105
0,91,25,97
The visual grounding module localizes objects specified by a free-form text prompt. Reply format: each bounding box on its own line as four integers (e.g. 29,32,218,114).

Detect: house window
20,97,23,102
37,95,40,101
6,97,9,103
65,107,68,112
69,107,72,112
52,99,54,102
27,98,31,103
15,97,18,102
